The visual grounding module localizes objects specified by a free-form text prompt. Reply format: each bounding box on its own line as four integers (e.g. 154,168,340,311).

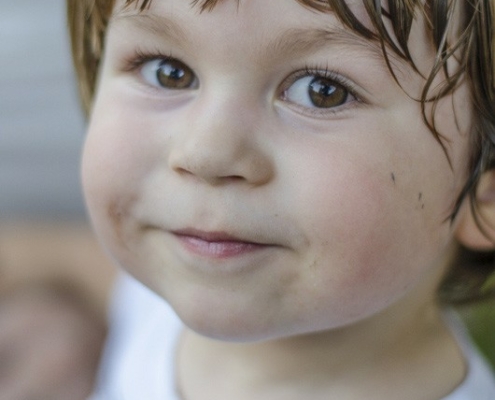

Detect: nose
168,94,274,186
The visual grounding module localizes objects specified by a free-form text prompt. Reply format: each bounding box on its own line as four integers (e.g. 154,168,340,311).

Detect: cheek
285,138,453,322
81,97,161,254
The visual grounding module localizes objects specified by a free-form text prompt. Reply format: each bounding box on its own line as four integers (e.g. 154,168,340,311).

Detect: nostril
174,167,195,177
173,164,244,184
223,175,245,183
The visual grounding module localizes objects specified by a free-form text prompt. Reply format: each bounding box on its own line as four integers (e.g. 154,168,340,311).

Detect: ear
455,170,495,250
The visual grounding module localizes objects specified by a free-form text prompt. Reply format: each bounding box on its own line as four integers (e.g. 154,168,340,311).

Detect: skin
82,0,474,398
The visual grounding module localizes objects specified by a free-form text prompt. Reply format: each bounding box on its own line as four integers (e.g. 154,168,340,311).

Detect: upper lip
172,228,264,244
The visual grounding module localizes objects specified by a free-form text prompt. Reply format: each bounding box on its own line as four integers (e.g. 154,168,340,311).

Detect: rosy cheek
298,150,429,295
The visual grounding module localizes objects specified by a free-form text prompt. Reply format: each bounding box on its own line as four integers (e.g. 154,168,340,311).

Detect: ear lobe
455,170,495,250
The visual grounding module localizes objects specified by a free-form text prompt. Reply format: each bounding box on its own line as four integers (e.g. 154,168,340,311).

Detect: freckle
391,172,396,184
418,192,423,201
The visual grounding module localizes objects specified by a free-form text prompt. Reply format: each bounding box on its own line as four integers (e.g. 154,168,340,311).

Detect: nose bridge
168,85,273,185
193,87,252,152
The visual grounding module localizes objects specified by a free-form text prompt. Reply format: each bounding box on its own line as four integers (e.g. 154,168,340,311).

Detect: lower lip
174,234,266,259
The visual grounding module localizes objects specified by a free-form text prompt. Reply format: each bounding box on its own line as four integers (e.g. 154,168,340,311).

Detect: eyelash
121,48,174,73
121,49,364,114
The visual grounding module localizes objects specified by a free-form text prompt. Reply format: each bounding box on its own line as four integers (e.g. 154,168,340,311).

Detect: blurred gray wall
0,0,87,219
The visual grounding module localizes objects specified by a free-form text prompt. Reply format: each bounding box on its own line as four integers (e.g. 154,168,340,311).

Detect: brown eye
142,59,197,89
156,59,196,89
308,77,348,108
283,74,353,111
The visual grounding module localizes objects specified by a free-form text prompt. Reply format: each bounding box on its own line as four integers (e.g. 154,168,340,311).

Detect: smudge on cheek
106,195,138,248
108,201,124,233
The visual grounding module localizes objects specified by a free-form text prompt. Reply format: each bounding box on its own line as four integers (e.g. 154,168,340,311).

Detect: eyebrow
111,11,389,64
267,26,384,61
110,12,189,45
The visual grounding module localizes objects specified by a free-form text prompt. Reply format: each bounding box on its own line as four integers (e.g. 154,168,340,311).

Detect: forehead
111,0,389,62
111,0,432,60
110,0,425,76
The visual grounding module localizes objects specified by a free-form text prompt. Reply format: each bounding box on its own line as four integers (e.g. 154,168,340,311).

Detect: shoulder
440,311,495,400
92,273,183,399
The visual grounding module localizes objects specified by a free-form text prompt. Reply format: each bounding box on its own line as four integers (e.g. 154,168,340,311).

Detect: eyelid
282,66,363,103
120,48,176,72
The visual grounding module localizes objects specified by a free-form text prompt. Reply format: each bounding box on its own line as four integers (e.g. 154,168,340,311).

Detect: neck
176,294,466,400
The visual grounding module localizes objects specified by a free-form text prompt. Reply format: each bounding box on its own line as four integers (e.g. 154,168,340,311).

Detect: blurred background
0,2,114,397
0,0,86,220
0,0,114,328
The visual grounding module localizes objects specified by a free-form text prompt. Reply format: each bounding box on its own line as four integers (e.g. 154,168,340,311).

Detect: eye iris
156,60,194,89
309,77,348,108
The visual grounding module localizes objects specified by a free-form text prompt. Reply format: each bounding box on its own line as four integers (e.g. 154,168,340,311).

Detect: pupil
156,60,193,89
166,65,184,81
309,78,347,108
313,81,336,96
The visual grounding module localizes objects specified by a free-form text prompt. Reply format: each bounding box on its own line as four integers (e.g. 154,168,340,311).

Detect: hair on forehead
124,0,227,12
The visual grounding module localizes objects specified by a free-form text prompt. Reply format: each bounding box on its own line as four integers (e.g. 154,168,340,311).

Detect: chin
170,293,289,343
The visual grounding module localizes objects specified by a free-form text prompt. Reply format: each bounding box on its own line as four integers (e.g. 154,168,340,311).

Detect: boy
68,0,495,398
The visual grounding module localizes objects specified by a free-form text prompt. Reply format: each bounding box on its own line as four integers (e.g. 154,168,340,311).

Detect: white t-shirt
89,274,495,400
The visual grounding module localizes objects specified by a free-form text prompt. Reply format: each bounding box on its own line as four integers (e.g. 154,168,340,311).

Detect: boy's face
83,0,472,340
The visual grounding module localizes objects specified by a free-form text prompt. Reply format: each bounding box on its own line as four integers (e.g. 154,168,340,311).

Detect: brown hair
67,0,495,303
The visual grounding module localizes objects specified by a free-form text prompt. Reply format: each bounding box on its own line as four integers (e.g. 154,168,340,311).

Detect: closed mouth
171,228,271,258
